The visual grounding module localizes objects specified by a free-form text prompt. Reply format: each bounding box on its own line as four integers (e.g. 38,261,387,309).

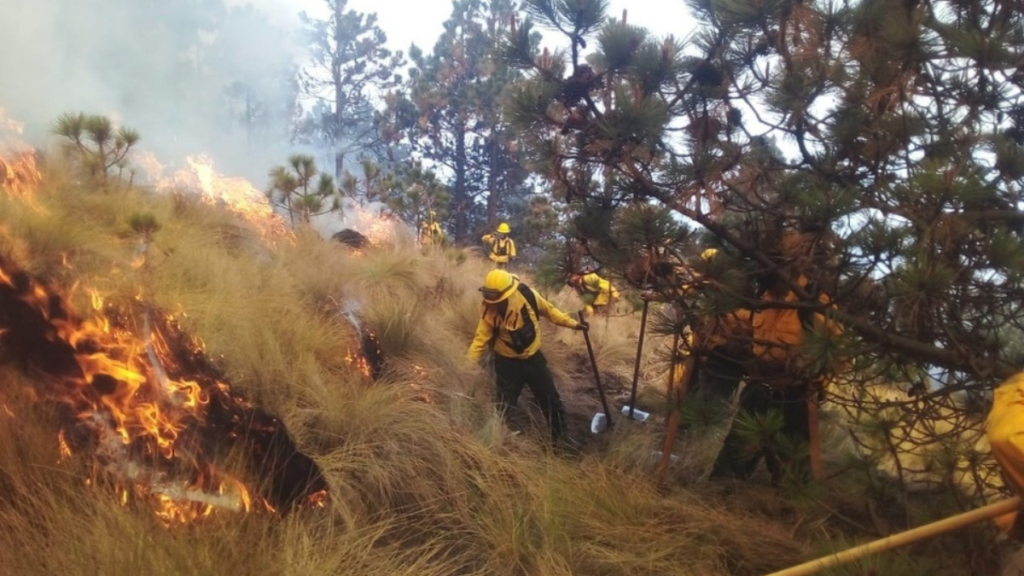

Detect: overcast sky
0,0,697,182
244,0,696,53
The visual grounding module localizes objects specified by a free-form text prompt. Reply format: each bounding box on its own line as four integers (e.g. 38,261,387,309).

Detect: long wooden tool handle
764,497,1022,576
628,299,650,419
579,311,613,429
655,333,695,485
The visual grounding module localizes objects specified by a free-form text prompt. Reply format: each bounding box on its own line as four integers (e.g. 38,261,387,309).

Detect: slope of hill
0,155,818,576
2,152,1019,576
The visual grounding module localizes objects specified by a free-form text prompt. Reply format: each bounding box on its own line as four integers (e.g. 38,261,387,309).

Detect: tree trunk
485,128,499,227
453,119,469,241
333,0,346,181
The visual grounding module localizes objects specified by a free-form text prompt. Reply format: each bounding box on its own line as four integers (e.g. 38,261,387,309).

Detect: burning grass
0,154,818,575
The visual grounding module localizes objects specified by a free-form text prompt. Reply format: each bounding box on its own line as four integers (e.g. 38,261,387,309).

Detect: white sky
240,0,696,54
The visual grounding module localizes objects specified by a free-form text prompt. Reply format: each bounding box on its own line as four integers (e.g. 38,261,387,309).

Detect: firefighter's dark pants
676,349,745,431
494,351,566,442
710,383,811,484
691,348,746,403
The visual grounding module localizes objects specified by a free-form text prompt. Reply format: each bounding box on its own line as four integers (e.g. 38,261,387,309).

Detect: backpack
488,283,540,353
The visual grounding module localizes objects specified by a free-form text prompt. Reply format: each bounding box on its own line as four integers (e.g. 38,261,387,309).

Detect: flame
0,153,42,202
409,364,433,403
0,108,25,136
351,210,395,248
337,298,383,380
0,109,43,206
134,151,165,186
145,153,291,242
0,261,274,523
58,430,72,460
306,489,329,508
345,348,373,379
317,199,410,250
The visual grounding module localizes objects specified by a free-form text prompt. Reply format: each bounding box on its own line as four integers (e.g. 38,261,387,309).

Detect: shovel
578,311,614,433
625,298,650,420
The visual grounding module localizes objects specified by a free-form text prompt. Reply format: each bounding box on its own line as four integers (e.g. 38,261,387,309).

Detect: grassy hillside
0,155,1011,576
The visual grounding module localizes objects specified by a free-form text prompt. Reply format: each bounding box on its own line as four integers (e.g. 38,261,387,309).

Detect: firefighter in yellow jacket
986,372,1024,538
567,270,620,315
481,222,516,269
467,269,587,442
659,248,751,420
710,271,844,484
419,210,446,247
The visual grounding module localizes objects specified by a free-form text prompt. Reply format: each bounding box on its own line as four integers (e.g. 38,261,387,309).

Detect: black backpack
489,283,540,353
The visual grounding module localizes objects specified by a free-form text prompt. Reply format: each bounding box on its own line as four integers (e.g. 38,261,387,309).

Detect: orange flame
0,109,43,206
319,199,410,250
345,348,373,379
352,211,395,248
144,153,291,242
0,153,42,202
0,262,264,523
409,364,433,403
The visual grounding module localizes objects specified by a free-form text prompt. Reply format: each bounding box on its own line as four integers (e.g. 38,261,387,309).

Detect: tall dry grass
0,158,863,575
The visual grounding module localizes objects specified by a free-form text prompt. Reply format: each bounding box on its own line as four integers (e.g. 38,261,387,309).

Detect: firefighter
710,267,844,485
566,270,620,315
659,248,751,416
986,371,1024,539
467,269,587,443
419,210,446,247
481,222,516,269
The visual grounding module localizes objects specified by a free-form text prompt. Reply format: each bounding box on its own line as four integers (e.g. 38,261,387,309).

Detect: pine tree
211,5,300,149
297,0,405,179
375,160,452,227
503,0,1024,505
267,154,338,224
53,113,141,183
381,0,531,242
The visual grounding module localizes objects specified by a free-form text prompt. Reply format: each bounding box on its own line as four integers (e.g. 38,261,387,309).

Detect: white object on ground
621,405,650,422
650,451,681,466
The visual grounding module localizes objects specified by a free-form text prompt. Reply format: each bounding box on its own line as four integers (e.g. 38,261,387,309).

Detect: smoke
0,0,306,182
309,198,416,244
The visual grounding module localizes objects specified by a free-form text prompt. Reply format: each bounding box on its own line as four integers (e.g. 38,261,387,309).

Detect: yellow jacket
667,274,842,387
751,275,843,367
467,285,578,361
575,273,620,306
420,221,445,245
669,310,752,387
481,234,516,263
987,372,1024,532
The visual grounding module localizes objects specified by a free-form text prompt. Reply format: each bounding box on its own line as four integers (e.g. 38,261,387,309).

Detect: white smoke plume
309,198,415,246
0,0,305,182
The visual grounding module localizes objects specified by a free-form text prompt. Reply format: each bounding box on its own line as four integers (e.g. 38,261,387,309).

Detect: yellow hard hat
700,248,719,261
429,210,437,217
496,222,511,234
479,269,518,303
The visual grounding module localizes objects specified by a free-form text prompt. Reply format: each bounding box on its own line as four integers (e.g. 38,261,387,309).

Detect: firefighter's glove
575,321,590,332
